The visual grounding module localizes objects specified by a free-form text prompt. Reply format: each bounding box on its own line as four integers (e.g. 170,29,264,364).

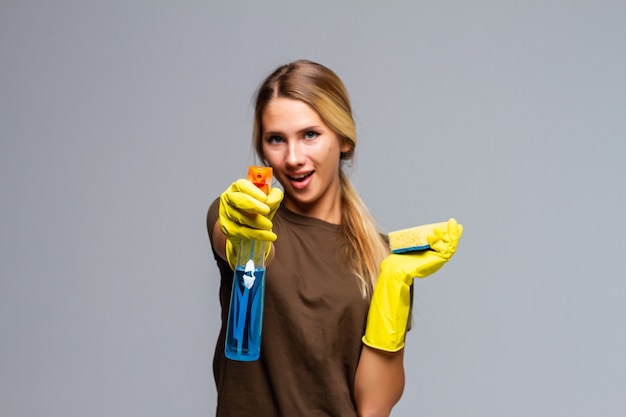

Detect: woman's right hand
218,179,283,268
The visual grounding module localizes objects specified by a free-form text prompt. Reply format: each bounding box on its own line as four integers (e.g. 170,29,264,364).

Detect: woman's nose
286,141,304,166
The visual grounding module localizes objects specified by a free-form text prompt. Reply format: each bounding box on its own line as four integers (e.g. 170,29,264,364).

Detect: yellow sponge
388,222,446,254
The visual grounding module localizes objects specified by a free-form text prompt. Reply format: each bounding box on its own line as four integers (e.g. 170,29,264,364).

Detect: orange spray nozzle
248,166,272,195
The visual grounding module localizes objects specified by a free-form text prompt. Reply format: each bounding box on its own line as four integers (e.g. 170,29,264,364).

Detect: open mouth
288,171,314,182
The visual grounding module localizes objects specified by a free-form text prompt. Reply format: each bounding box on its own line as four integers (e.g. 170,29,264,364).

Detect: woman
207,60,462,416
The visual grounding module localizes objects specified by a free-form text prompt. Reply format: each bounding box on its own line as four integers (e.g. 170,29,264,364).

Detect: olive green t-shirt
207,199,370,417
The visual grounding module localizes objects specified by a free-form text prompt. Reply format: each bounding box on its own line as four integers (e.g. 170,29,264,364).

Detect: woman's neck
282,195,343,225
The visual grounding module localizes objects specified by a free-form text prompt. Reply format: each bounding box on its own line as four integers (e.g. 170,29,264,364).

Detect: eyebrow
300,125,323,133
263,125,324,137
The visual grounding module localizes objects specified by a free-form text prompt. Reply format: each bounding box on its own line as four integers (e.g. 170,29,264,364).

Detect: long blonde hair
253,60,389,297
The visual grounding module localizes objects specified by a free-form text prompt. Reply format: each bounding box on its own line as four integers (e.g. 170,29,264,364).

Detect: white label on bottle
243,259,256,289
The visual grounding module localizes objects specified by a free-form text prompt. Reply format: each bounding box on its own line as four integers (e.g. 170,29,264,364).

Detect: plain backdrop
2,1,625,416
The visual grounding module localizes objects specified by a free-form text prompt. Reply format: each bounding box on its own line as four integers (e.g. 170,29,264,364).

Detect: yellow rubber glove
362,218,463,352
219,179,283,270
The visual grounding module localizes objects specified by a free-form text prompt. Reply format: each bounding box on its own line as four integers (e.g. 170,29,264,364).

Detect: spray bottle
224,166,272,361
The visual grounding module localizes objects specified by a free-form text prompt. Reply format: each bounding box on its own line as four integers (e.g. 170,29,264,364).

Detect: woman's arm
211,219,228,260
354,345,405,417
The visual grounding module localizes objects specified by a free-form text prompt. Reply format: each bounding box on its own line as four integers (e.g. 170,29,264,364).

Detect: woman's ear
340,139,354,160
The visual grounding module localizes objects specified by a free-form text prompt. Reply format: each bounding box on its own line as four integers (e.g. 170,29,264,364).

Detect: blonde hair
253,60,389,297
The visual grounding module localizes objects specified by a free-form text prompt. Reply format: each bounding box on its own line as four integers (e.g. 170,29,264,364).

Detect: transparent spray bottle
225,166,272,361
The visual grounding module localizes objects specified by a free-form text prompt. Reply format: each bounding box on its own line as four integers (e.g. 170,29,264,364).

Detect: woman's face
261,97,351,223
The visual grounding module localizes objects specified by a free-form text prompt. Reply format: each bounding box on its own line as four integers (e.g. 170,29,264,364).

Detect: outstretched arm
209,179,283,268
354,346,405,417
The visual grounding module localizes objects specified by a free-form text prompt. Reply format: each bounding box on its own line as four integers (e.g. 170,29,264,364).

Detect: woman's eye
266,136,284,144
304,131,319,140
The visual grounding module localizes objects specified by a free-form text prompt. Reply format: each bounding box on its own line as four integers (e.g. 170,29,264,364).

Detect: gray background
2,1,625,416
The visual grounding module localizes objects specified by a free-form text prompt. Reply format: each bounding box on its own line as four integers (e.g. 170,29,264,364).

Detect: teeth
290,172,311,180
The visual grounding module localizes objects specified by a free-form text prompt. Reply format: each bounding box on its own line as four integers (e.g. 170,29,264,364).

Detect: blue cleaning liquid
225,266,266,361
